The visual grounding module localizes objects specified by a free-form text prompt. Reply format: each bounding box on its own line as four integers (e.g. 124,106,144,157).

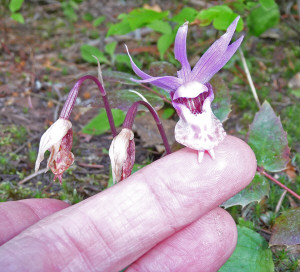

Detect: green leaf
171,7,198,24
107,20,132,36
196,6,243,32
291,89,300,98
83,12,93,22
127,9,169,30
157,33,175,59
259,0,277,10
247,101,290,172
147,20,172,34
247,5,280,36
222,173,270,209
10,12,24,24
82,109,125,135
9,0,24,12
270,208,300,246
115,54,134,68
80,44,109,64
105,42,117,59
210,76,231,122
162,108,175,119
107,8,168,36
219,226,274,272
93,16,106,27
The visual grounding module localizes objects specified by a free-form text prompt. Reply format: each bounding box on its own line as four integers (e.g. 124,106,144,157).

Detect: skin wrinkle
128,208,237,272
144,171,182,234
0,208,16,245
0,136,256,271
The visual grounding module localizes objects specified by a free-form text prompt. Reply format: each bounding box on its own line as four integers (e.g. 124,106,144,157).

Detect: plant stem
123,100,171,154
257,166,300,201
60,75,117,137
239,48,261,109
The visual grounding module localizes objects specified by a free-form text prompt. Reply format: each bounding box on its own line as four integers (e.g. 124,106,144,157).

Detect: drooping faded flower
126,16,243,162
35,118,74,183
109,128,135,184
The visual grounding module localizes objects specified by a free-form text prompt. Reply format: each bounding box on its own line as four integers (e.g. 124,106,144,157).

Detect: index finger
0,136,256,271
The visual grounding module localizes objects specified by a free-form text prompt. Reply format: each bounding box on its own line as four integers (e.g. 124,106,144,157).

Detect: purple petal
190,16,240,83
130,76,182,93
125,44,152,80
174,22,191,82
196,35,244,83
126,44,181,93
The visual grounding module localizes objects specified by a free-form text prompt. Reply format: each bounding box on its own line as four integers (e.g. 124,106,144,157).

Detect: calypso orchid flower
126,16,243,162
35,118,74,183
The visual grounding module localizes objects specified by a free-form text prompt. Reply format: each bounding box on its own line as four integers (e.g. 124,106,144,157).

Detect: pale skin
0,136,256,272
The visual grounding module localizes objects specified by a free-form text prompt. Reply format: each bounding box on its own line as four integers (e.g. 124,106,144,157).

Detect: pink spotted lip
126,17,243,161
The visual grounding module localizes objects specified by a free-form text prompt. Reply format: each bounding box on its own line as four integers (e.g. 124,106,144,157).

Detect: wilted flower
126,16,243,162
35,118,74,183
109,128,135,184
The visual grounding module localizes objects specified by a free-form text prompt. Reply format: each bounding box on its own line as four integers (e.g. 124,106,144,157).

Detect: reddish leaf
247,101,290,172
270,208,300,247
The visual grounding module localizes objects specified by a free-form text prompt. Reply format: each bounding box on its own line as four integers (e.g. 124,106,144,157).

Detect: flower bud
109,128,135,184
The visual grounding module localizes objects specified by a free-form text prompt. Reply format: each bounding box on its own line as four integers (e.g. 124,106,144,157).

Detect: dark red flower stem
59,75,117,137
257,166,300,201
123,101,171,155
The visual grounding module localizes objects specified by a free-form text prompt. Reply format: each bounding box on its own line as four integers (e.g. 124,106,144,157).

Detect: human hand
0,136,256,272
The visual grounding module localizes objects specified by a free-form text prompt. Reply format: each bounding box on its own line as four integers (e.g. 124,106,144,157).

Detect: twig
239,48,261,108
28,92,63,106
12,134,40,155
18,168,47,185
77,162,104,169
257,166,300,201
275,190,287,213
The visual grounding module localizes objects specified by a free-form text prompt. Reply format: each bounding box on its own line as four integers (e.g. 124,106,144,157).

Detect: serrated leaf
80,44,109,64
9,0,24,12
247,101,290,172
270,208,300,246
210,76,231,122
157,33,175,59
220,226,274,272
147,20,172,34
259,0,277,10
93,16,105,27
247,5,279,36
171,7,198,24
221,173,269,209
82,109,125,135
10,12,24,24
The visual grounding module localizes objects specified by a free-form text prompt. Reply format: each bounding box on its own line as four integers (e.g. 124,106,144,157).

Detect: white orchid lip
173,81,208,100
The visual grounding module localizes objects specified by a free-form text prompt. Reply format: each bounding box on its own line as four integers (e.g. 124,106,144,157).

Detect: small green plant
9,0,24,24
